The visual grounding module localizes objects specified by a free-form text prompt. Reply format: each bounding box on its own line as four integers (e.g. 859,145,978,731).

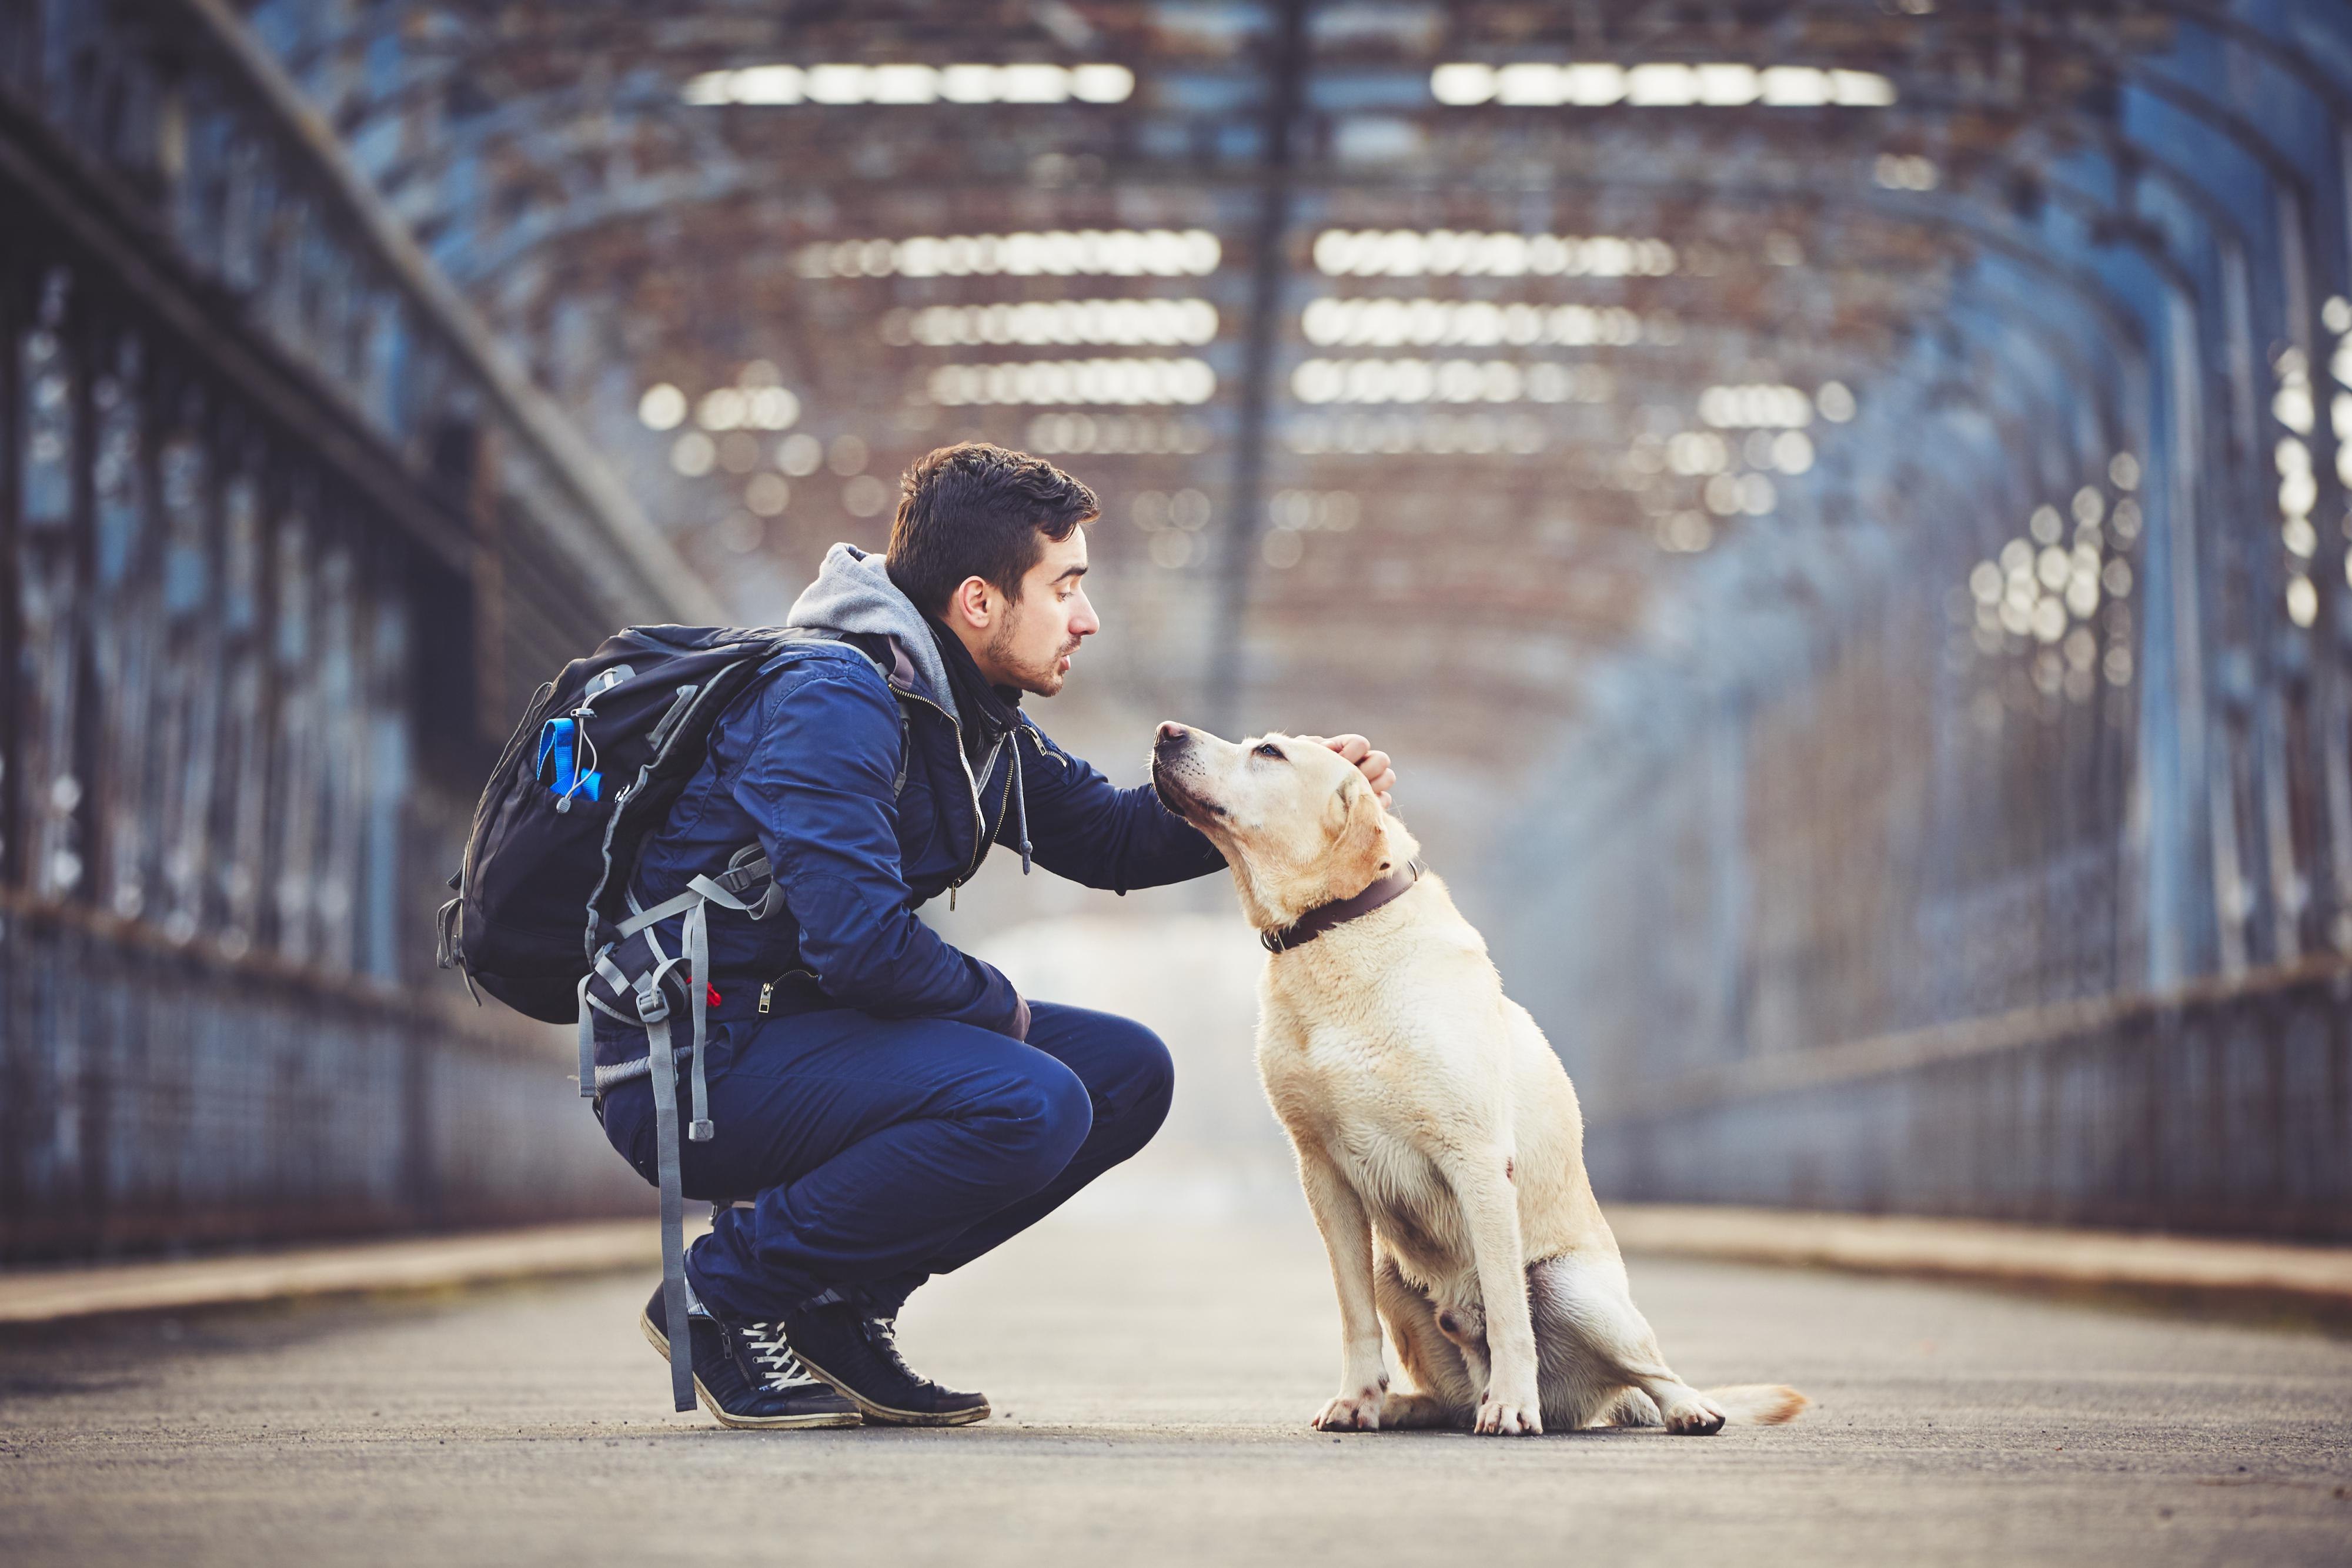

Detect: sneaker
781,1299,991,1427
735,1319,826,1393
639,1286,861,1429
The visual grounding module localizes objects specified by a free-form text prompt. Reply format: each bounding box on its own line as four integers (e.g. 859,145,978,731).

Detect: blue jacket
609,546,1224,1053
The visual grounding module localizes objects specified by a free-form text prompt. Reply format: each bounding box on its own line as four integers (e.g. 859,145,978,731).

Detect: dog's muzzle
1151,723,1203,817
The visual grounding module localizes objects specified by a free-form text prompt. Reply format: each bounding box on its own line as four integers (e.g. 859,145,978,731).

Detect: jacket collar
785,543,961,723
1261,860,1424,954
923,614,1022,764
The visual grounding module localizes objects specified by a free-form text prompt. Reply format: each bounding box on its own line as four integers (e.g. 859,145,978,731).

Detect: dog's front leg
1296,1146,1388,1431
1445,1146,1542,1435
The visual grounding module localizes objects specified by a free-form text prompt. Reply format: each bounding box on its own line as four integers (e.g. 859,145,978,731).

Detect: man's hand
1301,734,1395,808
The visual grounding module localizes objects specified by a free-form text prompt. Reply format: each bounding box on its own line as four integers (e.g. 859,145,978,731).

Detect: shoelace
856,1315,942,1393
736,1321,817,1390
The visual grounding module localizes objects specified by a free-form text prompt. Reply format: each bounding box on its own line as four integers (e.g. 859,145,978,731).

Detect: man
594,442,1395,1428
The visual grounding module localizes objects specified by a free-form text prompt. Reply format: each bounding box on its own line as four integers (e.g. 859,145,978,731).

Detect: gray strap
636,981,696,1413
714,848,773,897
575,974,596,1099
616,888,701,939
614,882,726,1148
683,900,714,1142
684,872,760,913
593,1048,686,1091
623,888,673,965
614,862,768,940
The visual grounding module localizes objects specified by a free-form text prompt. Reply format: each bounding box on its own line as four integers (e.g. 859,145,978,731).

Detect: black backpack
440,623,813,1022
435,621,894,1412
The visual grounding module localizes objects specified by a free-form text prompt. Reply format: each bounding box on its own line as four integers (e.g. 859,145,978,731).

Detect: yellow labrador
1151,723,1806,1437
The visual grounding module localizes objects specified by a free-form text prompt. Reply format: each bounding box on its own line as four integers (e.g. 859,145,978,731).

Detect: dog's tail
1705,1383,1809,1425
1599,1383,1810,1428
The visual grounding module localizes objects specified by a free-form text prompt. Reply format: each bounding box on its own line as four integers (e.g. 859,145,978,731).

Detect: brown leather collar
1261,860,1424,954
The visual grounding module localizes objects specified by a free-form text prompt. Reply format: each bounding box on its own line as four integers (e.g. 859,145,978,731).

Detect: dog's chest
1256,1021,1410,1137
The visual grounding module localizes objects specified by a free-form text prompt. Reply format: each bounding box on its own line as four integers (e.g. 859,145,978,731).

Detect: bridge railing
0,1,709,1261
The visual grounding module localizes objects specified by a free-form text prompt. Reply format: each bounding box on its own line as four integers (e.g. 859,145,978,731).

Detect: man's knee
988,1057,1094,1183
1104,1018,1175,1132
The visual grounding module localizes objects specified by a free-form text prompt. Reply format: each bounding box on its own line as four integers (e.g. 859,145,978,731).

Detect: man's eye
1254,742,1284,760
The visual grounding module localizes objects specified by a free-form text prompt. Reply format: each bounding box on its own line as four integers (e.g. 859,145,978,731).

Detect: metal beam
172,0,724,626
1204,0,1312,736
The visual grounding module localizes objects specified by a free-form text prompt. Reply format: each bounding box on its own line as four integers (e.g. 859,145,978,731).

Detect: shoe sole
639,1310,864,1429
790,1349,993,1427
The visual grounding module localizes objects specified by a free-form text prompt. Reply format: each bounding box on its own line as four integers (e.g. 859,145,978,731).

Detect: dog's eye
1254,742,1285,760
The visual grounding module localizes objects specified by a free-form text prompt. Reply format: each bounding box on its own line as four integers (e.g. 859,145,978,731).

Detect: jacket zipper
895,686,1007,910
983,735,1017,852
952,733,1011,908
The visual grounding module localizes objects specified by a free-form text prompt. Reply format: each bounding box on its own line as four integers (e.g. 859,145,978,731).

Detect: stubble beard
986,612,1073,698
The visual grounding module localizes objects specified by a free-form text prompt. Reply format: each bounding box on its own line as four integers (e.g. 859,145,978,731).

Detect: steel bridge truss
0,0,711,1259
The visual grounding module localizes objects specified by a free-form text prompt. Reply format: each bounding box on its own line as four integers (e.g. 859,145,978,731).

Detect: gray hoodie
782,540,1035,877
784,542,961,730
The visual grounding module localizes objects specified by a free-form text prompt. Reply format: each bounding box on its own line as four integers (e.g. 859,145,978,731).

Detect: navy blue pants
597,1001,1172,1324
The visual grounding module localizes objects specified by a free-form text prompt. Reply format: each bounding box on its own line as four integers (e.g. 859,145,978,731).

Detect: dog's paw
1660,1392,1727,1436
1311,1385,1387,1432
1474,1388,1543,1436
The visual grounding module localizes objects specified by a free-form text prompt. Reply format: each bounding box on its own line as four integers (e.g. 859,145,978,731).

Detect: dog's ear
1325,775,1388,898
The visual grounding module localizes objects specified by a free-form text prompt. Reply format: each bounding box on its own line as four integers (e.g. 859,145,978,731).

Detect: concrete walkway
3,1213,2348,1567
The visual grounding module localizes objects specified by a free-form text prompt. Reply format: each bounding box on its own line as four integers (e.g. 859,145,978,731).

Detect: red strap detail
706,982,721,1007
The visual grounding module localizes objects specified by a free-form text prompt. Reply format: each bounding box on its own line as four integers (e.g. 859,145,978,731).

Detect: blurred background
5,0,2352,1263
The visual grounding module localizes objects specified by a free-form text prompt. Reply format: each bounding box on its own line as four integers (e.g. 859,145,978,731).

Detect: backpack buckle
632,971,673,1024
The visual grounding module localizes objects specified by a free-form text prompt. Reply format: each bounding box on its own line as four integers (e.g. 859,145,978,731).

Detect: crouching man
596,442,1395,1426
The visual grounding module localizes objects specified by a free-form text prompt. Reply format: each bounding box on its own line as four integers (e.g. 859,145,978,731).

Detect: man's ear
948,575,995,630
1325,778,1388,898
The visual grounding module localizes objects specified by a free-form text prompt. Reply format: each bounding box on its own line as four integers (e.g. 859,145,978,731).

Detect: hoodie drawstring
1012,733,1033,874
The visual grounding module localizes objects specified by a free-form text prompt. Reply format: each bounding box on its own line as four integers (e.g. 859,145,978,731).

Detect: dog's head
1150,722,1414,932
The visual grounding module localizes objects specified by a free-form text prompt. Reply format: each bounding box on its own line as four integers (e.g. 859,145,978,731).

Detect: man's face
978,529,1097,697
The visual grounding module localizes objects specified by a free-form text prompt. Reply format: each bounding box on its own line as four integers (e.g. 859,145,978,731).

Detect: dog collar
1261,860,1424,954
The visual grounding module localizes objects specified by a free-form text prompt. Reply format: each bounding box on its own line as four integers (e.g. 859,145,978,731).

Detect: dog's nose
1156,721,1188,747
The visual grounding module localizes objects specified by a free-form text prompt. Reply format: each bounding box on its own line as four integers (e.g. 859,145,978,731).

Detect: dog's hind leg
1528,1252,1726,1435
1374,1251,1473,1429
1591,1388,1662,1429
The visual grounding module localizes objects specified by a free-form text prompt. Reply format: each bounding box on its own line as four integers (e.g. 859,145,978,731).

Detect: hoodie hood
785,543,960,729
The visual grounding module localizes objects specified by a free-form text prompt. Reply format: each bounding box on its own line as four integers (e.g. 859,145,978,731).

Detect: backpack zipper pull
950,882,959,911
757,981,773,1015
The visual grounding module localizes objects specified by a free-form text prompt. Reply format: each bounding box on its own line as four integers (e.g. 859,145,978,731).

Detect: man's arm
1005,723,1402,892
737,664,1028,1037
1005,720,1227,892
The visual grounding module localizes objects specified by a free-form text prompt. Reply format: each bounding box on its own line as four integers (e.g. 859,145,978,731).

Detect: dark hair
885,443,1098,614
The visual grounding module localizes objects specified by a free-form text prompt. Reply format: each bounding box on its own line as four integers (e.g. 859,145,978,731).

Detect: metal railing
0,0,704,1261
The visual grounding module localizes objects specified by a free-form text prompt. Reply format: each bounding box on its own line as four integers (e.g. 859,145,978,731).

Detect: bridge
1,4,2348,1563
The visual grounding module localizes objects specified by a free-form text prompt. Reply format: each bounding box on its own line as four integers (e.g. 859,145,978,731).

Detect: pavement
3,1212,2348,1568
